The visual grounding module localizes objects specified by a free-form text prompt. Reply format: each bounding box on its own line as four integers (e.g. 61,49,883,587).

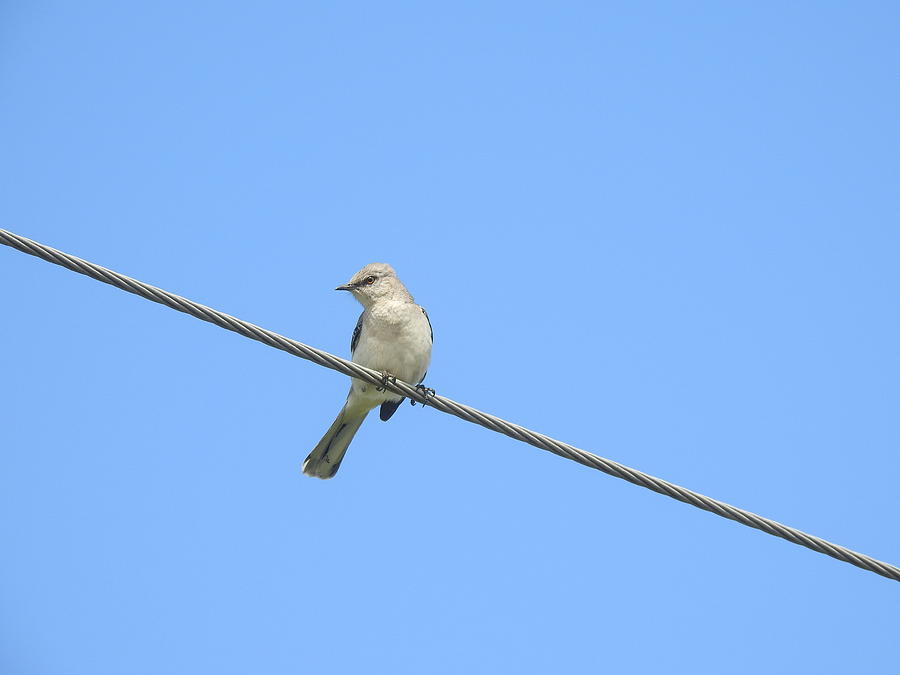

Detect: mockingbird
302,263,433,479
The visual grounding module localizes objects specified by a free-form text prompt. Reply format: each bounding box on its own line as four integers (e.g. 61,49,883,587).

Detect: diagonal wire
2,227,898,583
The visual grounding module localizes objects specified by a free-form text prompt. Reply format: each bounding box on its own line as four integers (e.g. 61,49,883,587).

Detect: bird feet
411,384,436,407
376,371,397,392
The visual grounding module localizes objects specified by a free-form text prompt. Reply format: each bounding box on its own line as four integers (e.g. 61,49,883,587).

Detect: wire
2,227,898,582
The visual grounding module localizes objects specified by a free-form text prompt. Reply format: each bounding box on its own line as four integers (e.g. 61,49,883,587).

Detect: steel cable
2,228,897,582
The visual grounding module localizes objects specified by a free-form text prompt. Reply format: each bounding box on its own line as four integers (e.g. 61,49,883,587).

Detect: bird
302,263,433,479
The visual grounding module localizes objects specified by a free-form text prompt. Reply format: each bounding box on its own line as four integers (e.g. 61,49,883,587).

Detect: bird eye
365,276,376,285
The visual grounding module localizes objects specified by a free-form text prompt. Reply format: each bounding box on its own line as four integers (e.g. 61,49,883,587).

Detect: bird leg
411,384,436,406
376,371,397,392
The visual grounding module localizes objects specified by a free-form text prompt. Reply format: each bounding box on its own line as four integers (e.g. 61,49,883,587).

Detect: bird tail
302,405,369,479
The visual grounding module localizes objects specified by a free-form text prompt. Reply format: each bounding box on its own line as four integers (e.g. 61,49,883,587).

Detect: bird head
336,263,409,307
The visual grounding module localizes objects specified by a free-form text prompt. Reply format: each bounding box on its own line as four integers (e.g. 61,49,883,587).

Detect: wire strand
2,227,898,582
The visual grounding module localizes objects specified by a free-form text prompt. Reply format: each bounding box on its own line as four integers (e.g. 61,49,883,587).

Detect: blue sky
2,2,899,673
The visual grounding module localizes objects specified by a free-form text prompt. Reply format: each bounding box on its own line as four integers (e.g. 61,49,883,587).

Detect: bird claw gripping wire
411,384,436,407
376,371,397,392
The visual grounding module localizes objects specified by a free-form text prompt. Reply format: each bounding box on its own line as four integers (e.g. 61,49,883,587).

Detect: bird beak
335,284,354,292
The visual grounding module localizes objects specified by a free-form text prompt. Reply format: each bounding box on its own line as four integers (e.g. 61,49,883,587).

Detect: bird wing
350,311,364,355
422,307,433,343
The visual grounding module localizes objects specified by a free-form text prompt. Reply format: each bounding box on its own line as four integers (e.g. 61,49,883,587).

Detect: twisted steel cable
2,227,898,582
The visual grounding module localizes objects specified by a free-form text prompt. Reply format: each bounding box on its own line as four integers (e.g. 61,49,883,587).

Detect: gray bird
302,263,433,479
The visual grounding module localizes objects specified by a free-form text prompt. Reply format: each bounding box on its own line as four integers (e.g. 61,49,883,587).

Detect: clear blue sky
2,2,899,673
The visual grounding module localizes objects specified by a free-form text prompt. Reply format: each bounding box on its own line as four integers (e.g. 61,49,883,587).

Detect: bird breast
352,301,432,386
